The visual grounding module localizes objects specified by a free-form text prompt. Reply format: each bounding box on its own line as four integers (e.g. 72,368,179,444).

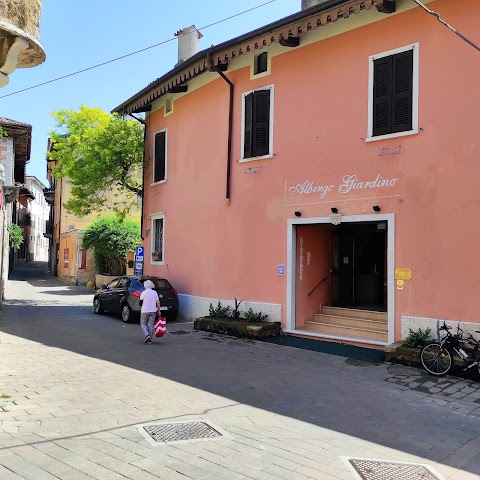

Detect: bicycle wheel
420,342,453,376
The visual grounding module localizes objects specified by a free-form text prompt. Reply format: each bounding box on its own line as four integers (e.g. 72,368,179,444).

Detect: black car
93,275,179,323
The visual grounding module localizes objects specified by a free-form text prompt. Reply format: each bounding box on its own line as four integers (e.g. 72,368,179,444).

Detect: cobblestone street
0,263,479,480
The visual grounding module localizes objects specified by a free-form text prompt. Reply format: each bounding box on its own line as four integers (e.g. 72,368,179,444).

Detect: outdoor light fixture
331,207,338,214
294,211,302,217
373,205,381,212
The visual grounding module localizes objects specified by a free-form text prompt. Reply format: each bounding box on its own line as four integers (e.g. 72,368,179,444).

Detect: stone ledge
194,317,281,339
385,342,463,367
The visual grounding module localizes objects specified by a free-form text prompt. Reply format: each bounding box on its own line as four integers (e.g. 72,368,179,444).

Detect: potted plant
151,251,161,261
194,299,281,339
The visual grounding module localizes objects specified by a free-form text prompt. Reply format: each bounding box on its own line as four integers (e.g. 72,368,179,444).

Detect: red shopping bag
154,313,167,338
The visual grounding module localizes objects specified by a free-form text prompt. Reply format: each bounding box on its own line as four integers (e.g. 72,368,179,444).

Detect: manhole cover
349,459,442,480
142,421,222,443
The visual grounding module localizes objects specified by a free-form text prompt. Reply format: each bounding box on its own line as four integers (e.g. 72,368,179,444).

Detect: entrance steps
303,306,388,342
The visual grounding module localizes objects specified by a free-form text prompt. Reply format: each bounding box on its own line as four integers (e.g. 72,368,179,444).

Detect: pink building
115,0,480,349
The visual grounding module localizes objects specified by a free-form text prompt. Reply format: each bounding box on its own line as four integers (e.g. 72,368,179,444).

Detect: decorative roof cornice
113,0,380,115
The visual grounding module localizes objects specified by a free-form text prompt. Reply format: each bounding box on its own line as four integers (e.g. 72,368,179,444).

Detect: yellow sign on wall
395,268,412,281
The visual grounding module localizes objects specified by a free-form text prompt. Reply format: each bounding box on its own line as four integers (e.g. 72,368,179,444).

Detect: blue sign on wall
278,265,285,275
134,246,144,275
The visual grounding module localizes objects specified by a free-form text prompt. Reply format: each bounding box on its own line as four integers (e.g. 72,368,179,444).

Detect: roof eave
113,0,381,115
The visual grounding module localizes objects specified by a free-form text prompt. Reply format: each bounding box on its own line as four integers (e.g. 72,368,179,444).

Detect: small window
256,52,268,74
151,214,165,263
78,248,87,269
242,86,274,160
165,98,173,115
367,44,418,141
153,130,167,183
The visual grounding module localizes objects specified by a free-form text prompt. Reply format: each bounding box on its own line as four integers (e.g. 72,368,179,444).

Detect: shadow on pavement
1,262,479,476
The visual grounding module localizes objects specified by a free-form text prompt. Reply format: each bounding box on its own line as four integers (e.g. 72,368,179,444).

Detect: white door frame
286,213,395,345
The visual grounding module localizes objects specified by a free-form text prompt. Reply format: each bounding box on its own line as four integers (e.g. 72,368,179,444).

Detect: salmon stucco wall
141,0,480,339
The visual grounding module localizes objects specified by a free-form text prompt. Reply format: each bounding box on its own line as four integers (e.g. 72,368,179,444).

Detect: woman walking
139,279,160,344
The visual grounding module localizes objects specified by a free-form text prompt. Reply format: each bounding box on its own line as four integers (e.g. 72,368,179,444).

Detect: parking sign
134,246,144,275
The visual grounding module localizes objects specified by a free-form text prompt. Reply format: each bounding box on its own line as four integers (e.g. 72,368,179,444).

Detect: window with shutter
151,214,165,264
153,130,167,183
368,44,418,141
242,86,273,160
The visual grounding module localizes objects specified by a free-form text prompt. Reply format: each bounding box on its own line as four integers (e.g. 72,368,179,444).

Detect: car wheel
167,310,179,322
121,304,133,323
93,297,104,314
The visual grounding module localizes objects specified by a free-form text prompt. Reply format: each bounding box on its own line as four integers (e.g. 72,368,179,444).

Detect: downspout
128,113,146,241
207,51,233,204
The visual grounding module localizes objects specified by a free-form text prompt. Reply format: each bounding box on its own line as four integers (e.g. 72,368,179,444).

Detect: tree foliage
49,106,144,219
82,216,141,275
7,225,24,250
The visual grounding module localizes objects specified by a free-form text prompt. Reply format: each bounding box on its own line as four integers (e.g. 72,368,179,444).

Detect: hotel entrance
331,221,387,311
287,214,394,345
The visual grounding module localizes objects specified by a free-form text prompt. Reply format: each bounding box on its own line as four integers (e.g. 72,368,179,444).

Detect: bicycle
420,322,480,376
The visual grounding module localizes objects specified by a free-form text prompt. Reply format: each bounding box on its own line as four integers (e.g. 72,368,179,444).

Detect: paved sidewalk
0,262,479,479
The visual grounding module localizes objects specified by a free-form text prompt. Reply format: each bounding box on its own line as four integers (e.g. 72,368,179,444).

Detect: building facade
115,0,480,348
25,175,49,261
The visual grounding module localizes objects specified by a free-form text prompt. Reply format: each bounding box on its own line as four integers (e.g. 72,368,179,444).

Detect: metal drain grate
349,459,441,480
143,421,222,443
169,330,191,335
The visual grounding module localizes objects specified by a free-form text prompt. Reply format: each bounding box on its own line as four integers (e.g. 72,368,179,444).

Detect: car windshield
141,278,171,289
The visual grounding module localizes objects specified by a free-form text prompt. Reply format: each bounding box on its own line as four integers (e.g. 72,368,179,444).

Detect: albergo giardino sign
284,166,404,206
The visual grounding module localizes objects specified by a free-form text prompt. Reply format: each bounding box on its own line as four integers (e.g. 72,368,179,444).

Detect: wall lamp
331,207,338,214
294,211,302,217
373,205,381,212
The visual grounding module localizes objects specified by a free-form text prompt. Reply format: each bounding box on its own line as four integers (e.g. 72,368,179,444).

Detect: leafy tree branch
49,106,144,219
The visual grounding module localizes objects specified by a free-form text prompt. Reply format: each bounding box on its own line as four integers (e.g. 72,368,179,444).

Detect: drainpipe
207,51,233,204
128,113,146,241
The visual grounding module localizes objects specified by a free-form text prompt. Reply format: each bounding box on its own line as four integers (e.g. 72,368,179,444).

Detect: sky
1,0,298,186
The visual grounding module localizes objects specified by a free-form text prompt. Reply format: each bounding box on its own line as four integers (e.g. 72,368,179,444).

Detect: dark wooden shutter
252,89,270,157
154,131,166,182
373,56,393,137
392,50,413,133
244,93,253,158
373,50,413,137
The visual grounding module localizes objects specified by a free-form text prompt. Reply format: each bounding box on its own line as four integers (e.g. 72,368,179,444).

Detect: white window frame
250,51,271,80
150,212,165,265
164,97,173,117
151,129,168,185
240,84,275,163
366,43,419,143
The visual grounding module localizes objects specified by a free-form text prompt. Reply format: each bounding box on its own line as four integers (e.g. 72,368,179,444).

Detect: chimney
174,25,203,67
301,0,329,10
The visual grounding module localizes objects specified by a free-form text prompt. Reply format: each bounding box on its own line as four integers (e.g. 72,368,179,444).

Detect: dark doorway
331,222,387,311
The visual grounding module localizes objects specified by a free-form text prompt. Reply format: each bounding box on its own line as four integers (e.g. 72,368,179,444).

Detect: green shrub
403,327,432,348
208,301,231,318
229,298,243,320
7,225,24,250
244,307,268,323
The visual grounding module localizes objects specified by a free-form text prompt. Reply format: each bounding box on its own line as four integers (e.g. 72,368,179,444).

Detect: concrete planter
385,341,463,368
194,317,281,339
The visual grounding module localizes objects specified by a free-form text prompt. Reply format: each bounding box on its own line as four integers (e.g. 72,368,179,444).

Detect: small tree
49,106,144,219
7,225,24,250
82,216,141,275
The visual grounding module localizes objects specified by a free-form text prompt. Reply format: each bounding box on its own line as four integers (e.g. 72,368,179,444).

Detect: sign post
134,246,144,276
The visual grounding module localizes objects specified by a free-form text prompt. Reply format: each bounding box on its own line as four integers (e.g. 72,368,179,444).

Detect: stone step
304,320,388,342
321,306,387,321
312,313,388,331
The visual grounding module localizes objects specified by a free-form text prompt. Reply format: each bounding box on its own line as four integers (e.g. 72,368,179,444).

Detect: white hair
143,280,155,289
